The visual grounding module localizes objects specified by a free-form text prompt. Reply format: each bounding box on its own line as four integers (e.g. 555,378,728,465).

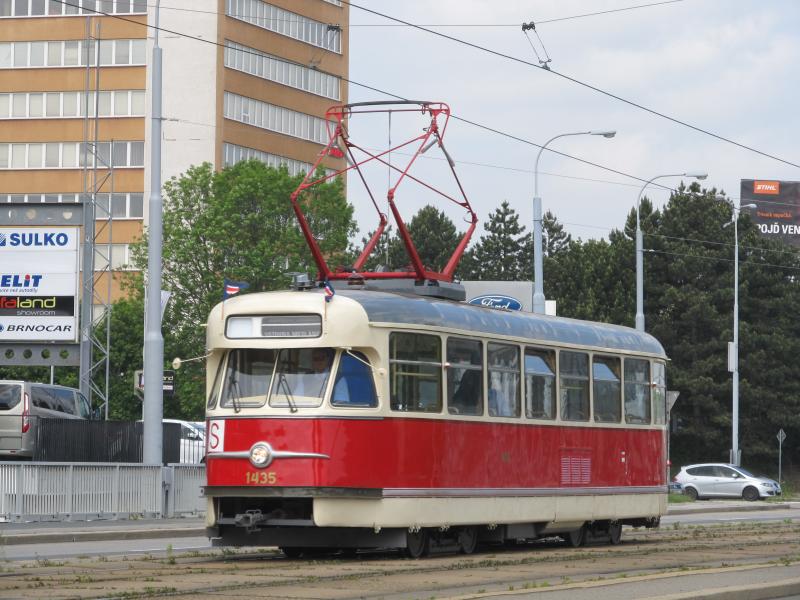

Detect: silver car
674,463,781,501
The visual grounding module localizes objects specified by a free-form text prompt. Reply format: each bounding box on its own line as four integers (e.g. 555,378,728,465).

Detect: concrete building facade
1,0,349,304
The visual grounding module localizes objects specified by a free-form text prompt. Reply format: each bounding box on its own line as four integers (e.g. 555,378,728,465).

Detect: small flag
323,280,335,303
223,278,250,300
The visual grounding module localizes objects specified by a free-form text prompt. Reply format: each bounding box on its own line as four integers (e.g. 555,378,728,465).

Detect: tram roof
339,289,667,358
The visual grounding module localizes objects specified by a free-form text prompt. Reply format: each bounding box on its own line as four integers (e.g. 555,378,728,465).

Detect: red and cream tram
204,286,668,556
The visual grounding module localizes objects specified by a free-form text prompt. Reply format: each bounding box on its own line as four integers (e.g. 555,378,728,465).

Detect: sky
340,0,800,245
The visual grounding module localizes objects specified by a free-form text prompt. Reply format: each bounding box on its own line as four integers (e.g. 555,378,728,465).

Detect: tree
464,201,528,281
384,205,461,273
126,160,356,419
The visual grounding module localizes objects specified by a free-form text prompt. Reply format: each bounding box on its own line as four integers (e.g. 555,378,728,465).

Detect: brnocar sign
0,227,79,342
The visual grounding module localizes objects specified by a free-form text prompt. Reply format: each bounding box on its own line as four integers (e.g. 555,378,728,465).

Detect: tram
203,100,667,556
203,284,668,556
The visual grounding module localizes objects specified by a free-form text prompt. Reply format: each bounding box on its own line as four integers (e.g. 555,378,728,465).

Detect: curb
1,527,206,546
667,502,794,516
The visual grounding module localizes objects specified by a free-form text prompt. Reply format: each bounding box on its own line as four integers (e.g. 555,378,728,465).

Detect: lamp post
532,130,616,314
725,201,756,465
635,172,707,331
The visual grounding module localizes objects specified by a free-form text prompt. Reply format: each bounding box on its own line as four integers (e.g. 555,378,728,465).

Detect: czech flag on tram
223,278,250,300
323,280,335,303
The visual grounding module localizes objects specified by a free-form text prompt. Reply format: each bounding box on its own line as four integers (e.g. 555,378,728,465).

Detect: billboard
741,179,800,246
0,227,80,342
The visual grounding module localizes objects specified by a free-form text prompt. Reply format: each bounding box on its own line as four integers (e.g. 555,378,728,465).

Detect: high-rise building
1,0,349,304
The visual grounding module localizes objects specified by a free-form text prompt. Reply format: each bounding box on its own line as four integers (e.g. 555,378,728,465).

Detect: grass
668,493,694,503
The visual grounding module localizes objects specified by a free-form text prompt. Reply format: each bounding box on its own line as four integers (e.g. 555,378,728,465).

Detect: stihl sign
753,181,780,195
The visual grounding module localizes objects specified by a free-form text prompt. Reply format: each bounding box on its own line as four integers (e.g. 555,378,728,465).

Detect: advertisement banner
0,227,79,342
741,179,800,246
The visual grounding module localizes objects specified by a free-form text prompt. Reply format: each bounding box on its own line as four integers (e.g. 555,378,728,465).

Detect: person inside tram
292,348,333,398
450,349,482,415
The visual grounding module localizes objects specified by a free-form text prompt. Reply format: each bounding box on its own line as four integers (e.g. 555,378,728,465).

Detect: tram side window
389,332,442,413
560,351,589,421
624,358,651,424
221,348,276,408
593,356,621,423
524,348,555,420
332,351,378,408
446,338,483,416
488,343,520,418
652,361,666,425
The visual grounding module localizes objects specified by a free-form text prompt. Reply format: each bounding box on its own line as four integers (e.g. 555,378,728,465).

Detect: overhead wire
49,0,681,196
340,0,800,170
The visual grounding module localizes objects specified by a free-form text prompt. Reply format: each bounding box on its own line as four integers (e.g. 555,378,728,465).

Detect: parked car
165,419,205,464
668,481,683,493
673,463,781,501
0,380,93,460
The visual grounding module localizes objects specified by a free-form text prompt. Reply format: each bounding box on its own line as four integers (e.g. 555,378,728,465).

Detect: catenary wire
340,0,800,170
67,0,687,26
50,0,681,195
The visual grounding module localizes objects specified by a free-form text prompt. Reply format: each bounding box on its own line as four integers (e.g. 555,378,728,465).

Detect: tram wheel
564,526,586,548
406,529,430,558
458,526,478,554
280,547,304,559
607,521,622,545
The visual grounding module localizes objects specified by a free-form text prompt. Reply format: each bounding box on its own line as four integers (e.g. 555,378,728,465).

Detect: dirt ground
1,520,798,599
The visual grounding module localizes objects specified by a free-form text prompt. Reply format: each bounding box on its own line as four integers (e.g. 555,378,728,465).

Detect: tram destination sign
0,227,79,342
741,179,800,246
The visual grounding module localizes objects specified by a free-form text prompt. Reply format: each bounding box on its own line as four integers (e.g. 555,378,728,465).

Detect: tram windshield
219,348,334,410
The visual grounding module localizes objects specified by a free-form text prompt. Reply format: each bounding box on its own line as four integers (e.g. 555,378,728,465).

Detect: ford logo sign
468,294,522,311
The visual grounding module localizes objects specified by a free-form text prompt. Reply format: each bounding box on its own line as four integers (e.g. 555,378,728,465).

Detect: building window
222,142,336,178
0,141,143,169
224,41,341,101
224,92,331,146
0,193,143,219
0,90,144,119
93,243,133,270
0,0,146,16
226,0,341,54
0,39,146,68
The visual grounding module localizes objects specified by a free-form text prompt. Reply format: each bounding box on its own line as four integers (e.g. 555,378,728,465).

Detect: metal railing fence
0,462,205,522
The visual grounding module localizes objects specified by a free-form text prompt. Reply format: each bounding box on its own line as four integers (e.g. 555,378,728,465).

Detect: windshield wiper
229,376,242,414
277,372,298,413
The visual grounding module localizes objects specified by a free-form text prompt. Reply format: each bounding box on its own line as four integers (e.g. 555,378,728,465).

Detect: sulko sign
0,227,79,342
741,179,800,247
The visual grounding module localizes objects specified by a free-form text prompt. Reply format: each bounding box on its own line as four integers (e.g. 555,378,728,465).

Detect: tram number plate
245,471,277,485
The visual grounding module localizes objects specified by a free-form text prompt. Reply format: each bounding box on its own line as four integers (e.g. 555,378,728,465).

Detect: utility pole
142,0,163,464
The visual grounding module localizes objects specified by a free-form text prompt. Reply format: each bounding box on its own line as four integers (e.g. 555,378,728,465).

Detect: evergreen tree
467,201,528,280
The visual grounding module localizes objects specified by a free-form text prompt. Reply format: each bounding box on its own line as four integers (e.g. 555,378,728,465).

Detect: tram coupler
234,509,265,532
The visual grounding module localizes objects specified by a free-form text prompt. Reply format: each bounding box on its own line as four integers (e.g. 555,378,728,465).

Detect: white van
164,419,206,463
0,380,92,460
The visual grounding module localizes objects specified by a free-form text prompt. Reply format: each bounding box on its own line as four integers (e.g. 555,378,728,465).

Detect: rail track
1,520,798,599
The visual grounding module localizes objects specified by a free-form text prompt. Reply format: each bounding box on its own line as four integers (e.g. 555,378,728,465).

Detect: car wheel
742,486,760,502
684,486,698,501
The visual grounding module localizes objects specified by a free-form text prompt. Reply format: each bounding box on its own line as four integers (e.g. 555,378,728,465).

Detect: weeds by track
0,520,798,599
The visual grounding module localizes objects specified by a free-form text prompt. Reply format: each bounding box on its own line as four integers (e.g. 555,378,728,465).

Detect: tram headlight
249,442,273,468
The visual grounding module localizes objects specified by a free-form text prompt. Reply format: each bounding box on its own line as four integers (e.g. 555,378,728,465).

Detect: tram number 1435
245,471,278,485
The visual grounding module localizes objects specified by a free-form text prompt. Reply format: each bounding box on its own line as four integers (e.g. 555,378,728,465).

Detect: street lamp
724,201,756,466
635,172,707,331
532,130,616,314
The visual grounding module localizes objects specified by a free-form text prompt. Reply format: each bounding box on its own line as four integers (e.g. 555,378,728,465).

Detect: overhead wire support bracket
290,100,477,285
521,21,552,70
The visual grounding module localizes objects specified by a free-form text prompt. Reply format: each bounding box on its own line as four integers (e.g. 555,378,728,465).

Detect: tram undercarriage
206,491,663,557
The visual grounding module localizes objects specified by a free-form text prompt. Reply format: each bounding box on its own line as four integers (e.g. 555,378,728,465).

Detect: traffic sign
777,428,786,444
